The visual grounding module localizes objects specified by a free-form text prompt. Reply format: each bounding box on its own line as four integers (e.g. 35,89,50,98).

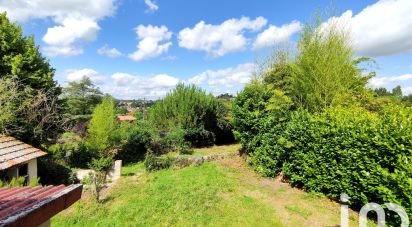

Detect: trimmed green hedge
282,106,412,220
236,104,412,225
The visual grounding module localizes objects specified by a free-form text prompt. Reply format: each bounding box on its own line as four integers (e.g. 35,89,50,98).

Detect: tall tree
0,13,62,144
392,85,403,98
86,95,118,153
374,87,391,96
291,20,374,112
62,77,102,116
85,95,118,202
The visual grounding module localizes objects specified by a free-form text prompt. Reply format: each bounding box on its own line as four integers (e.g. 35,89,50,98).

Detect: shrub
148,84,232,147
144,150,176,172
86,95,119,154
117,122,153,163
38,157,78,185
48,132,93,168
184,128,215,148
280,106,412,225
8,177,26,187
162,128,194,155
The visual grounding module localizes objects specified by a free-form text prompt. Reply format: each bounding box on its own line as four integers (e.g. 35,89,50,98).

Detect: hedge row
240,105,412,225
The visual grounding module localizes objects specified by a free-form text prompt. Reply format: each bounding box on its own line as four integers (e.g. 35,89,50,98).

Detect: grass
121,162,144,176
192,143,241,155
53,144,374,226
54,162,281,226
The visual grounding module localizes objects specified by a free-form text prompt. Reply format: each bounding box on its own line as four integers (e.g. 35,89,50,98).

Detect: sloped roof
0,136,47,170
117,115,136,122
0,184,83,227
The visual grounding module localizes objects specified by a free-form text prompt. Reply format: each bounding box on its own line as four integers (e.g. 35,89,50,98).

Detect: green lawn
53,145,371,226
54,162,281,226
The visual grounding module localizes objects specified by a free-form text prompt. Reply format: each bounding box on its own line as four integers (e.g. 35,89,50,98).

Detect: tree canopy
62,77,102,116
0,13,62,144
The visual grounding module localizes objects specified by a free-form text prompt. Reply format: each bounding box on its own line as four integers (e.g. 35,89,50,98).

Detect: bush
148,84,232,147
48,132,93,168
144,151,176,172
117,122,153,163
162,128,193,155
280,106,412,225
38,157,78,185
184,128,215,148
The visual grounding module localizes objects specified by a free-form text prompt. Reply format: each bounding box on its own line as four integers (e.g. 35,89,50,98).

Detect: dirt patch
215,155,363,227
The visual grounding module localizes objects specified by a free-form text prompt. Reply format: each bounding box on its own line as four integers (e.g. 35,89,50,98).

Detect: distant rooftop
0,135,47,170
117,115,137,122
0,184,83,226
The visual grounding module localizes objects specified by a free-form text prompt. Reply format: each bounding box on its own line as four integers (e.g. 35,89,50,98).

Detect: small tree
291,19,374,112
86,95,118,153
85,95,118,202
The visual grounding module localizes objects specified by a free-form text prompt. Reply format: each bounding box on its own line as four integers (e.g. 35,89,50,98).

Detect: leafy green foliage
62,77,102,117
233,17,411,226
86,95,119,153
281,106,412,225
48,132,92,168
116,121,153,163
149,83,234,146
38,156,78,185
291,21,373,112
144,151,176,172
0,13,62,145
162,128,193,154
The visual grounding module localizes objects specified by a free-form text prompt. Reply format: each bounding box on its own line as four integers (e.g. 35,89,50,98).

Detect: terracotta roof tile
117,115,136,121
0,184,83,227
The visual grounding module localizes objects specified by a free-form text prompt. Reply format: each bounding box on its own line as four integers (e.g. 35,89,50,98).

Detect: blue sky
1,0,412,99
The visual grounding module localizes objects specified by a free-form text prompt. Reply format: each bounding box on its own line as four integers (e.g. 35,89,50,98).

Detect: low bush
144,151,176,172
184,128,215,148
38,157,78,185
48,132,94,168
117,122,153,163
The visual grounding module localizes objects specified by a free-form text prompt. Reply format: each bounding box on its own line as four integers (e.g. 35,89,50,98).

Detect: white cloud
188,63,256,94
43,46,83,57
369,74,412,88
322,0,412,57
253,21,301,49
128,25,172,61
112,73,178,88
107,73,179,99
0,0,117,57
65,68,106,85
403,87,412,95
97,44,123,58
61,64,257,99
61,68,180,99
178,17,267,57
144,0,159,12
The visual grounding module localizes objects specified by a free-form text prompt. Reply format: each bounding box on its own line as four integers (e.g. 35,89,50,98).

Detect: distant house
117,115,137,122
0,135,47,184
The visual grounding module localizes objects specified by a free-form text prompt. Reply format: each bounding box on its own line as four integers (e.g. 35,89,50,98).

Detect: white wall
27,158,37,183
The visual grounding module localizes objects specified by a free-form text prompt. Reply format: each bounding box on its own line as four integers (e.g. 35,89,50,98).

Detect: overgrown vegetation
149,83,235,147
233,18,412,225
54,148,368,226
0,13,63,145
